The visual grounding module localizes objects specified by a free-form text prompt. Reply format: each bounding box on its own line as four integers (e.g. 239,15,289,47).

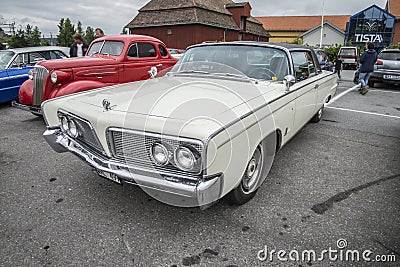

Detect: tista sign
354,34,384,43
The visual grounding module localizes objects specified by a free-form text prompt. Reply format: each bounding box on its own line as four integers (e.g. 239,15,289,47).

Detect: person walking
69,33,88,57
334,57,343,80
358,42,378,95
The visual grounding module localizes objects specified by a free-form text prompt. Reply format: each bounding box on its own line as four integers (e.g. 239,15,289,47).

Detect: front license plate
96,169,122,185
383,75,400,80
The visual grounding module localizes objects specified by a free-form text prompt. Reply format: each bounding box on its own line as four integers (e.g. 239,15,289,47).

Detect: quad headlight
175,146,199,171
149,141,202,173
59,115,79,138
150,142,171,166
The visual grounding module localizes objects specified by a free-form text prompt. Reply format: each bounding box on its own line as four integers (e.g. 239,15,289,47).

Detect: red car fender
49,80,112,99
19,79,34,105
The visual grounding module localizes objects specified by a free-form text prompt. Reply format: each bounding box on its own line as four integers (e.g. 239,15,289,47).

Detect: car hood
38,55,117,70
76,75,282,119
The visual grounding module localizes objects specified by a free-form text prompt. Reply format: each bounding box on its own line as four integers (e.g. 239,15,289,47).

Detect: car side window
159,45,168,57
10,54,25,68
291,51,316,81
50,51,65,59
28,52,47,66
127,44,138,58
138,43,156,58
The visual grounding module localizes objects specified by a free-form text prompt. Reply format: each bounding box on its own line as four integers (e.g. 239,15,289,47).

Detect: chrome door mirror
283,75,296,91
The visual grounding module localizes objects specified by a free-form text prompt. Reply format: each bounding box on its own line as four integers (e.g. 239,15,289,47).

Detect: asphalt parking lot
0,70,399,267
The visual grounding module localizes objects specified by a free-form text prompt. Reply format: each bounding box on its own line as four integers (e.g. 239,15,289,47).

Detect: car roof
380,49,400,53
6,46,69,53
190,41,312,51
94,34,164,43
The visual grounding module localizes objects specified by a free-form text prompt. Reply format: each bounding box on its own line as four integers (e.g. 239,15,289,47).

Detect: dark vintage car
12,35,178,114
369,49,400,87
0,47,68,103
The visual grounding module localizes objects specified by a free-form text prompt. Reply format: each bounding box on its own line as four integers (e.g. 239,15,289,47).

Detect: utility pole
319,0,325,48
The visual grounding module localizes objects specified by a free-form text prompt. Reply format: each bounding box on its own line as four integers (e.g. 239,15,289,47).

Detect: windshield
379,51,400,61
339,48,356,56
87,40,124,56
171,45,290,81
0,51,15,69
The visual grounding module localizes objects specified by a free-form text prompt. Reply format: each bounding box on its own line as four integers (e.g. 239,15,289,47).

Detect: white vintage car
42,42,337,207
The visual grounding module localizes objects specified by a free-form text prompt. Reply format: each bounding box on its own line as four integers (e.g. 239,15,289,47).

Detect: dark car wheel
368,81,375,87
310,106,323,123
228,144,264,205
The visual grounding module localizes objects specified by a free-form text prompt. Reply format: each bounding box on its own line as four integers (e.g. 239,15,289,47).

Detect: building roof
386,0,400,17
255,15,350,32
125,0,270,37
299,21,345,38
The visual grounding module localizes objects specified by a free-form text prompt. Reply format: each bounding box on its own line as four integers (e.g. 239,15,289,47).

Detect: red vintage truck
12,35,178,114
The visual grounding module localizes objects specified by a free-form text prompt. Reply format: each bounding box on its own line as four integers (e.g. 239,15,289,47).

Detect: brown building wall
393,21,400,45
130,24,259,49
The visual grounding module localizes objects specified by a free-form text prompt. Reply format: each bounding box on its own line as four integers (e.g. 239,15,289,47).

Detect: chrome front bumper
11,101,42,115
43,128,224,207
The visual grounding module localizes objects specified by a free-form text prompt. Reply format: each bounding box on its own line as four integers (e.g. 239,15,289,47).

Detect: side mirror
283,75,296,91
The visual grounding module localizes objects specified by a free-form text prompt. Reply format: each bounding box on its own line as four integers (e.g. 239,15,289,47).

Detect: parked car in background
41,42,337,207
369,48,400,87
168,48,184,59
12,35,178,114
314,49,333,71
338,46,359,70
0,47,68,103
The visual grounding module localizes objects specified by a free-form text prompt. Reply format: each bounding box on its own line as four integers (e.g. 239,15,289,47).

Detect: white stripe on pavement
328,84,360,105
326,106,400,119
369,89,400,94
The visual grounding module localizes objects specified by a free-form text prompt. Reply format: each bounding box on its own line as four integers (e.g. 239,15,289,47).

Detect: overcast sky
0,0,389,37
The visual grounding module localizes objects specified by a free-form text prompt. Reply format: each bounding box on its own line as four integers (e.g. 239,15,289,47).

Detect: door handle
314,84,319,89
156,64,163,67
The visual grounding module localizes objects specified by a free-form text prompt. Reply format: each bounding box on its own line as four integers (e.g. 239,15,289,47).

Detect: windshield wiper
175,70,210,75
212,72,259,84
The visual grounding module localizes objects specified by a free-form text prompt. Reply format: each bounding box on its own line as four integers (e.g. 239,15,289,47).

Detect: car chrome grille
33,66,48,106
108,129,203,178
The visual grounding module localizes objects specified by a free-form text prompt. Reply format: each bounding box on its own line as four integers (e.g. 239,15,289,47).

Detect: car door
122,42,164,82
6,53,31,93
290,51,319,132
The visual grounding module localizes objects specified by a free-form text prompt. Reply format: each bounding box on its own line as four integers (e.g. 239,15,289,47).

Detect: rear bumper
370,70,400,84
43,127,224,207
11,101,42,115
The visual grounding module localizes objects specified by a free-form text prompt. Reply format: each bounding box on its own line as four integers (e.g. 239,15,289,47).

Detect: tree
84,26,96,45
7,28,28,48
77,21,83,35
121,28,128,35
30,26,41,46
57,18,75,47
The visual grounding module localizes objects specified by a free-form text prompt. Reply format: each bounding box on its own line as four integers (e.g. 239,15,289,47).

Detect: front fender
50,80,111,99
19,79,33,105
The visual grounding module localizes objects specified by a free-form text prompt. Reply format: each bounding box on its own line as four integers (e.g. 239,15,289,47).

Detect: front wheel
310,106,323,123
228,144,264,205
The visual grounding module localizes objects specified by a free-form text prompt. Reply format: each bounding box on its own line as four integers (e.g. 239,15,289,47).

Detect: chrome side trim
0,74,29,81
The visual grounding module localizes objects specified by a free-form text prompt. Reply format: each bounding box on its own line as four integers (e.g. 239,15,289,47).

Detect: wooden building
125,0,270,49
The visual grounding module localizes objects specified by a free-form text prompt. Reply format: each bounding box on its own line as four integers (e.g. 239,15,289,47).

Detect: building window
240,17,246,30
167,28,172,35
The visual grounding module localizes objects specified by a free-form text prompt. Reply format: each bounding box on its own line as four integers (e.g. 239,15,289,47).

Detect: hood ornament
102,99,115,112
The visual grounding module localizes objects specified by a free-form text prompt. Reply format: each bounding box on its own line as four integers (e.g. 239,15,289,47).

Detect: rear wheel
310,106,323,123
228,144,264,205
368,81,375,87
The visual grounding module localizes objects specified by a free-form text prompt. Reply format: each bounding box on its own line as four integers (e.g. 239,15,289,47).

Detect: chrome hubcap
242,145,263,193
